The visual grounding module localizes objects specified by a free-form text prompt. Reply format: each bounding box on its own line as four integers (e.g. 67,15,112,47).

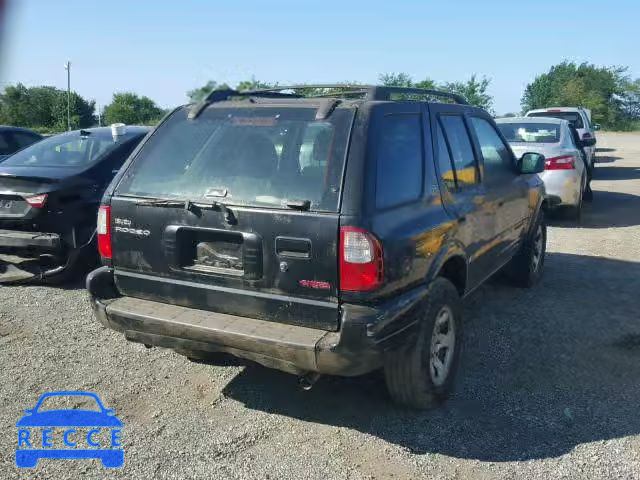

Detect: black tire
566,197,582,220
565,175,587,220
383,277,462,409
505,211,546,288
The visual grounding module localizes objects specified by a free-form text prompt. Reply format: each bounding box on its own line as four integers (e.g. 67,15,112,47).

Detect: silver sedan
496,117,587,219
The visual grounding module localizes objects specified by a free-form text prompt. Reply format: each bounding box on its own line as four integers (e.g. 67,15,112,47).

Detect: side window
435,123,456,190
376,114,423,209
470,117,515,184
566,125,578,148
12,132,40,149
0,133,12,155
440,115,478,187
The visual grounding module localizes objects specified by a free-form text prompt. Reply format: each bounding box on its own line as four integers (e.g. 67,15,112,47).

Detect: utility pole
97,103,101,127
64,61,71,131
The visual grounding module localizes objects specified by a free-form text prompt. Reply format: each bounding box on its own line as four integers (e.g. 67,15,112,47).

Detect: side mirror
593,124,601,131
519,152,545,174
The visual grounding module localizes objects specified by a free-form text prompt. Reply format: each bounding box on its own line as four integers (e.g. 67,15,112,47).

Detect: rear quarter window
375,114,423,209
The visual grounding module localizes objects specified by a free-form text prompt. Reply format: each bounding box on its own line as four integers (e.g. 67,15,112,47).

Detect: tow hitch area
0,253,73,284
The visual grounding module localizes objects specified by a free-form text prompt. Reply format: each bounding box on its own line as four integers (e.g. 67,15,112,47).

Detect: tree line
1,62,638,133
0,86,166,133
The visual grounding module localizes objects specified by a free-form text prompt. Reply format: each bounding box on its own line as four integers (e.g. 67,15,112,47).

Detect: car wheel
505,211,546,288
566,180,584,220
583,173,594,203
383,277,462,409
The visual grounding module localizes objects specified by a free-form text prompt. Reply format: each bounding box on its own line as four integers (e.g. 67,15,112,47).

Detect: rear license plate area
0,195,28,217
179,230,244,276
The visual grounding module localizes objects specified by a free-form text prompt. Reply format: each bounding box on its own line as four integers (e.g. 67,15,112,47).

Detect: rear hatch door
110,104,355,331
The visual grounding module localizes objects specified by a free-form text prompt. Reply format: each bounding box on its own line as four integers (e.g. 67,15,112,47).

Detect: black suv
0,125,149,282
87,86,546,408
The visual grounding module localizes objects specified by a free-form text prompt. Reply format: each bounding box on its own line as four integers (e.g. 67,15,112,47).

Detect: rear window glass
2,131,143,168
12,132,41,149
497,122,561,143
528,111,584,129
0,133,11,155
116,106,354,212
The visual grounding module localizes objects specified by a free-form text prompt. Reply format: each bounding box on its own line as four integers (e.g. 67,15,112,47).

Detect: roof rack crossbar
188,88,304,119
315,99,342,120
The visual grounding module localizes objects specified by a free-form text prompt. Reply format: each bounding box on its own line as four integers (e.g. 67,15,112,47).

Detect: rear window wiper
135,197,236,224
135,198,186,208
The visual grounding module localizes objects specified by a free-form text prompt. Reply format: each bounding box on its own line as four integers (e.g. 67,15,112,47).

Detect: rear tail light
97,205,112,259
24,194,47,208
545,155,575,170
339,227,383,292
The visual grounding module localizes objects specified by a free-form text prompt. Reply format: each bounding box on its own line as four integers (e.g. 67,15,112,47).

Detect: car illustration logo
15,391,123,468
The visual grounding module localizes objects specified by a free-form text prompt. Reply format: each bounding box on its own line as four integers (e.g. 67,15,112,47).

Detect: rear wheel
505,212,546,287
384,278,462,409
566,180,584,220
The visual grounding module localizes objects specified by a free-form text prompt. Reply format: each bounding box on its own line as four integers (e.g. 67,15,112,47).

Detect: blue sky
2,0,638,114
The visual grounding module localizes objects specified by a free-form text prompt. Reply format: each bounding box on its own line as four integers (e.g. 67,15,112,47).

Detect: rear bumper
0,229,61,251
0,228,90,282
87,267,424,377
539,170,582,207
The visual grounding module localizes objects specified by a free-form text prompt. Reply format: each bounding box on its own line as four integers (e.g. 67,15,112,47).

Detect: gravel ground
1,132,639,479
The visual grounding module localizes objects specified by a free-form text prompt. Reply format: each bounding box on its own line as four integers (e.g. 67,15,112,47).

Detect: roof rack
250,85,469,104
188,84,469,119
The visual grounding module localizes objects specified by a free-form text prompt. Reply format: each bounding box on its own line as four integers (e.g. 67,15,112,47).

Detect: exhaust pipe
298,372,321,391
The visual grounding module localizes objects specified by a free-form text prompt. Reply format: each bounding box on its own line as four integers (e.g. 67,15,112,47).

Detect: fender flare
426,241,469,295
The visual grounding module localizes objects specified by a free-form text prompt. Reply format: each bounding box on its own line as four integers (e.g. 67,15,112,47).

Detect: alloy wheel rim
429,306,456,387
